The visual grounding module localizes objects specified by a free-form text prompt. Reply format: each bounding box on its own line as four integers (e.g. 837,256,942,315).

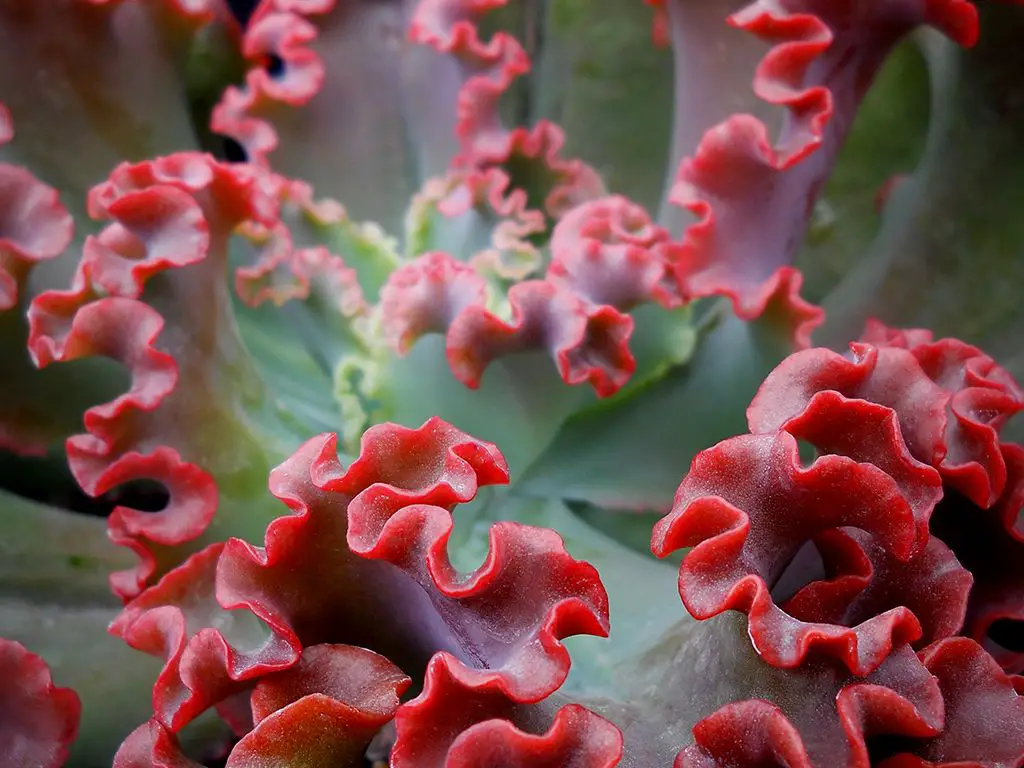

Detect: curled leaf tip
653,426,928,675
392,653,623,768
0,640,81,768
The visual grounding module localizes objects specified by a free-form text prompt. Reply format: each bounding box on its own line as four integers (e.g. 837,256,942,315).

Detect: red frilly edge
114,643,410,768
664,0,979,343
26,153,278,600
0,101,74,455
0,103,73,314
380,193,684,396
677,638,1024,768
111,417,622,766
655,323,1023,766
213,0,603,216
0,639,80,768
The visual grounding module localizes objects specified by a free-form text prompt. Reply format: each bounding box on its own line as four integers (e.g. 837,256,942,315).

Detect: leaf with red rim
652,428,932,675
392,653,623,767
218,418,608,702
114,644,408,768
213,0,442,233
674,643,947,768
27,154,304,599
409,0,605,219
0,639,81,768
749,332,1024,509
111,417,610,766
662,0,978,341
879,638,1024,767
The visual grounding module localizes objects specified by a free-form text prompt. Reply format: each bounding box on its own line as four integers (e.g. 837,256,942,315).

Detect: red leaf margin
26,153,278,600
380,194,683,397
665,0,979,344
0,639,81,768
110,417,614,764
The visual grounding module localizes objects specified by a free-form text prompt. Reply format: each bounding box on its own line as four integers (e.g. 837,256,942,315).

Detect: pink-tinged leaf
114,720,203,768
879,638,1024,767
222,644,409,768
213,0,445,233
749,331,1024,508
113,417,608,748
652,428,931,675
546,195,681,311
0,639,80,768
110,543,296,732
779,390,944,548
382,196,682,397
0,102,78,455
675,700,813,768
0,0,221,219
673,644,945,767
662,0,977,337
218,418,608,702
392,653,623,767
27,154,294,599
783,527,971,649
410,0,604,219
0,123,73,311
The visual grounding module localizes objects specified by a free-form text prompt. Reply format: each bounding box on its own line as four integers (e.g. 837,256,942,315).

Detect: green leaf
515,309,786,512
531,0,674,211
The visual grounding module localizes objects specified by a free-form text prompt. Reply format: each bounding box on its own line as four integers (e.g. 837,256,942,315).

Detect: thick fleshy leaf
881,638,1024,767
27,154,305,598
216,644,408,768
383,195,682,398
392,653,623,767
113,417,610,763
0,0,218,220
652,429,927,675
409,0,605,219
213,0,461,234
218,419,608,698
590,612,944,765
749,333,1024,508
674,644,946,768
659,0,975,336
0,639,79,768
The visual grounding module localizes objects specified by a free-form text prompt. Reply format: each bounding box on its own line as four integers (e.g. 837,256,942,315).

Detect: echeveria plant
1,0,1023,766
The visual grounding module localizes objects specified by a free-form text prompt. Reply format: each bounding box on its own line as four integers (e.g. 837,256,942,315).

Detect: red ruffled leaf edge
110,417,618,765
381,193,683,396
26,152,277,600
0,639,81,768
665,0,978,342
655,324,1023,766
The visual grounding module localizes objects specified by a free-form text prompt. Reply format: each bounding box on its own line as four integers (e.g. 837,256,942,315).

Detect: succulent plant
1,0,1022,766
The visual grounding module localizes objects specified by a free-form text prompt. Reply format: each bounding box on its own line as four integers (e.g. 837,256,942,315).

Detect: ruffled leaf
28,154,303,598
749,333,1023,508
0,639,80,768
881,638,1024,767
652,429,926,675
392,653,623,767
